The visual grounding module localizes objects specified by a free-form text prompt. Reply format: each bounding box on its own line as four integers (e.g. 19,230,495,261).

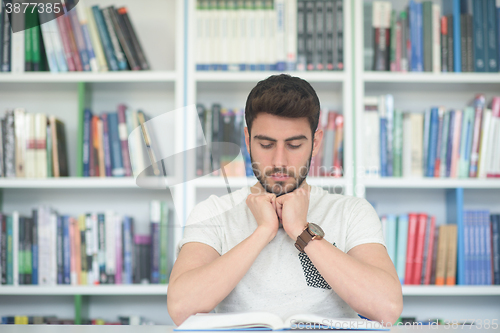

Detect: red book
117,104,132,177
63,12,83,71
56,15,77,71
413,213,428,285
487,97,500,177
423,216,436,285
405,213,419,284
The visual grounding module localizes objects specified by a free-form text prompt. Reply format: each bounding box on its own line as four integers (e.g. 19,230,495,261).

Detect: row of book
195,0,344,71
1,315,153,325
0,201,172,286
310,110,344,177
0,109,68,178
0,0,149,73
365,0,499,72
382,211,500,285
363,94,500,178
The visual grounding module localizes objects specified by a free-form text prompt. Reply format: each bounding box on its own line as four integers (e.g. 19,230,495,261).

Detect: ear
244,127,250,153
312,129,324,158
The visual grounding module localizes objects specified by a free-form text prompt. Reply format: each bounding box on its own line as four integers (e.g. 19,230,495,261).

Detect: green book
393,109,403,177
439,110,450,177
422,1,433,72
18,217,25,285
7,215,13,285
24,218,33,284
458,107,475,178
159,202,169,284
25,29,33,71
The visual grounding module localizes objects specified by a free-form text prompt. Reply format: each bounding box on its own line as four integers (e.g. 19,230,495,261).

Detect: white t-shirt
176,185,386,320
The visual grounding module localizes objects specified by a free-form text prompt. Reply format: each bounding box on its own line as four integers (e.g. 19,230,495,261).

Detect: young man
167,74,403,326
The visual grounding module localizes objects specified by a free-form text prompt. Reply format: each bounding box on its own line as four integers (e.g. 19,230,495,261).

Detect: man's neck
250,180,310,195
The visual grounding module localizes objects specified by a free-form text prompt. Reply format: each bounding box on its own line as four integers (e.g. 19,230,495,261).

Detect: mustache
264,169,296,177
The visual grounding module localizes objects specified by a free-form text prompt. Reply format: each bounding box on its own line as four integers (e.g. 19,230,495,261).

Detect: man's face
244,113,323,197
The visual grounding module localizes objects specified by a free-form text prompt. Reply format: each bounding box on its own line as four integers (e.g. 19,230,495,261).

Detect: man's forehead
251,114,311,139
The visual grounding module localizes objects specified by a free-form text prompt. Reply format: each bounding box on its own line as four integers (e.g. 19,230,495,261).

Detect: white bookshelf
0,285,168,296
354,0,500,323
0,71,177,83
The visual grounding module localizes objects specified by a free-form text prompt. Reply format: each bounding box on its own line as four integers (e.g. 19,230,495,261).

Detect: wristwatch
295,223,325,253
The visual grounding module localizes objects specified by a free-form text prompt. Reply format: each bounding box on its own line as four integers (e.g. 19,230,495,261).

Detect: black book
56,214,63,284
111,7,140,70
314,1,324,70
211,104,222,175
305,1,314,70
335,0,343,70
466,14,473,73
447,15,454,72
19,216,25,285
117,7,150,70
324,0,334,71
1,0,12,72
296,0,306,71
460,14,467,72
32,210,38,285
441,17,448,72
196,104,206,177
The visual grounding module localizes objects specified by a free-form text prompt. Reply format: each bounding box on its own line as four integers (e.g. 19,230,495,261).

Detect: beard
250,145,313,197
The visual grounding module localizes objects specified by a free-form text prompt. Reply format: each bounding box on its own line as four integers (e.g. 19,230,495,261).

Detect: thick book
117,7,150,70
92,5,119,71
175,312,389,331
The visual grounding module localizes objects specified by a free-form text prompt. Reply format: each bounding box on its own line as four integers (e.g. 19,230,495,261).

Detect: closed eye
288,144,302,149
260,143,273,149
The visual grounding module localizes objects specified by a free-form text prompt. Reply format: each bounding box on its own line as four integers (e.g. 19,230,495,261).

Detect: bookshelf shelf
362,178,500,189
0,285,168,296
0,177,174,189
0,71,177,83
195,71,347,83
363,72,500,84
401,286,500,296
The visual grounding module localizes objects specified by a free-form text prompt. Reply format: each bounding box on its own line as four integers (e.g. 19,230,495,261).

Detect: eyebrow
253,135,308,142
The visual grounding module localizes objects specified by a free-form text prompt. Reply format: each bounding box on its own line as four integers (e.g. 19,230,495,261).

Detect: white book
285,0,297,70
410,113,424,177
227,1,239,71
402,113,412,178
105,210,116,283
237,0,247,69
265,0,276,70
10,8,25,74
176,312,388,331
12,211,19,286
274,0,285,70
363,96,380,178
39,16,59,73
86,6,108,72
432,4,441,73
14,108,26,177
38,206,49,285
48,19,68,72
255,1,266,69
219,1,229,70
211,0,221,69
196,0,207,70
477,109,492,178
25,113,36,178
492,115,500,176
34,113,47,178
246,0,257,69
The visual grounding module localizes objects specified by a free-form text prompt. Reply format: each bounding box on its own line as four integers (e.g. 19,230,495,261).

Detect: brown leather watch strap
295,225,314,252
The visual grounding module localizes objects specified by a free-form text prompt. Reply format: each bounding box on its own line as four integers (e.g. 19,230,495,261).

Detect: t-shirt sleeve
176,198,224,257
344,197,386,254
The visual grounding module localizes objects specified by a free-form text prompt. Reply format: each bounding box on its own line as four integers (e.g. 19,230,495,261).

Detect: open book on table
174,312,390,331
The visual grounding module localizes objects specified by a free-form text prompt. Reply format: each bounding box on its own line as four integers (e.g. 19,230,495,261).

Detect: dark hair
244,74,320,136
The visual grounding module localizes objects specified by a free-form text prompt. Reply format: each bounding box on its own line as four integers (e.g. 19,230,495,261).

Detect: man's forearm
168,226,273,324
304,239,402,324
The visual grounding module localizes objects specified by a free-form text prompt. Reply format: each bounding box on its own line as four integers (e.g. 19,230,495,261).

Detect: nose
272,143,288,169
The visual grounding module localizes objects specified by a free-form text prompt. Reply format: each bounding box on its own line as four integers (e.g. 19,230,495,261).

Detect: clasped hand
246,185,310,241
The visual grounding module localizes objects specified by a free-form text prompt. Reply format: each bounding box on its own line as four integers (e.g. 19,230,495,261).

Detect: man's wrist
254,225,276,243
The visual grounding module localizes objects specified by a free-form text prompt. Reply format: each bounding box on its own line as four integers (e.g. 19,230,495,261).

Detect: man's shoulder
187,186,250,223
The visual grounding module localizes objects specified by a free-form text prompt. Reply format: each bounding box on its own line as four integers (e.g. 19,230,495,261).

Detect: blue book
6,216,13,285
484,211,492,285
385,215,397,267
470,211,477,285
379,118,388,177
107,112,125,177
416,2,424,72
385,95,394,177
453,0,461,72
423,109,431,176
473,0,486,72
396,215,409,284
446,111,456,177
92,6,119,71
409,0,419,71
458,107,475,178
83,109,92,177
493,215,500,285
123,216,133,284
464,211,471,284
486,0,498,72
63,216,71,285
446,188,465,285
497,6,500,72
426,108,439,177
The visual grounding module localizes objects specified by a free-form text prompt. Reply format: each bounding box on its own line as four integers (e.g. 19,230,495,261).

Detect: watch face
308,223,325,237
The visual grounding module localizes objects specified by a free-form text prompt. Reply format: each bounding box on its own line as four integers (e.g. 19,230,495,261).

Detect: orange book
423,216,436,285
92,116,100,177
435,225,449,285
446,224,458,285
